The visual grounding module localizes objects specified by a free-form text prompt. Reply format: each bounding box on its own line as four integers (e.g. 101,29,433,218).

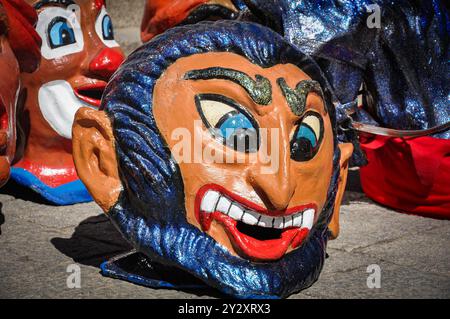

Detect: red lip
0,103,8,154
0,101,7,130
73,82,107,108
195,184,317,261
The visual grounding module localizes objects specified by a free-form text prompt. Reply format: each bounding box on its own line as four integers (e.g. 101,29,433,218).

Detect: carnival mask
0,0,40,187
140,0,246,42
73,22,352,298
11,0,124,205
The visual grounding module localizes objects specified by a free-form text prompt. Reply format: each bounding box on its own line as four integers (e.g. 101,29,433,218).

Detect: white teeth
293,214,303,227
258,215,273,228
200,191,315,230
200,191,220,213
302,209,315,230
242,211,259,226
228,204,244,221
285,216,294,228
273,218,284,230
216,196,231,214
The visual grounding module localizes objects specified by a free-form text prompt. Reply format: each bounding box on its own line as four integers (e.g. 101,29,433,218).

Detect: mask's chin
38,80,98,140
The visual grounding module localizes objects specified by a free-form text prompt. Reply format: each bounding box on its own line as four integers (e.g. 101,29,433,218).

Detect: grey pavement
0,0,449,299
1,171,449,299
108,0,144,55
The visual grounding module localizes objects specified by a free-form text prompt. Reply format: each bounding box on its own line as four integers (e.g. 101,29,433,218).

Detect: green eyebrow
184,67,272,106
277,78,325,116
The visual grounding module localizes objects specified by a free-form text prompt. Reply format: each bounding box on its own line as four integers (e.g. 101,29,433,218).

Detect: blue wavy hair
102,20,341,298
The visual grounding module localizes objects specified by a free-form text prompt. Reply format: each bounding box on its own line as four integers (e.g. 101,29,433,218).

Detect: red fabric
360,135,450,219
0,0,41,73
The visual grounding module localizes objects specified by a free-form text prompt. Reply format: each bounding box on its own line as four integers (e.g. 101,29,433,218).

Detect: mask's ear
72,107,121,212
328,143,353,239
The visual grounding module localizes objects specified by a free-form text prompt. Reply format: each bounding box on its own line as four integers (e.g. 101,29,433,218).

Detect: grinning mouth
195,184,316,261
73,83,107,108
180,4,238,25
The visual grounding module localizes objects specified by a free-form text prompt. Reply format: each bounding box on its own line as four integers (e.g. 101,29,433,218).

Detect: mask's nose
88,48,124,80
248,133,296,211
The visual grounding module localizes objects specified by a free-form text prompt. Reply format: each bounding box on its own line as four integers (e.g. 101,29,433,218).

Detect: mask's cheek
0,37,20,185
289,114,335,218
37,54,84,83
38,80,93,140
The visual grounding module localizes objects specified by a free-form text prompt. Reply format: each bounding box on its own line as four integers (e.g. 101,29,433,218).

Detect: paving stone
107,0,145,30
302,261,450,299
323,249,381,274
1,198,102,230
114,27,142,55
0,194,16,203
331,201,445,252
288,294,315,299
1,194,448,299
359,225,450,276
1,180,449,299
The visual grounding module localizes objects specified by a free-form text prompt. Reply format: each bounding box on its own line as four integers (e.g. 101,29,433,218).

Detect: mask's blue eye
102,15,114,40
196,94,260,153
296,125,317,147
217,112,254,139
48,17,76,49
291,113,323,162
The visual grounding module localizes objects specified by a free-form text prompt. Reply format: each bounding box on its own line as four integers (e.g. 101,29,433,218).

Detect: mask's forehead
156,51,326,118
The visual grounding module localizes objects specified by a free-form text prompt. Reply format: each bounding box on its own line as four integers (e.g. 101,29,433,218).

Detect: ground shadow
51,214,132,267
0,203,5,235
51,214,226,298
341,169,373,205
346,169,363,193
0,179,52,205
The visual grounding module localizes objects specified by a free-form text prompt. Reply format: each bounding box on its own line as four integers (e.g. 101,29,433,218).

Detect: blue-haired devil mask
72,21,354,299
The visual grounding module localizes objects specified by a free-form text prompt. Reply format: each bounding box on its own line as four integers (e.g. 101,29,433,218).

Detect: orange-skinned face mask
72,21,353,298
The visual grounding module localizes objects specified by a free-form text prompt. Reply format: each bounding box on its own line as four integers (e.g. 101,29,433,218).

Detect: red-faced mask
11,0,125,205
0,0,40,187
